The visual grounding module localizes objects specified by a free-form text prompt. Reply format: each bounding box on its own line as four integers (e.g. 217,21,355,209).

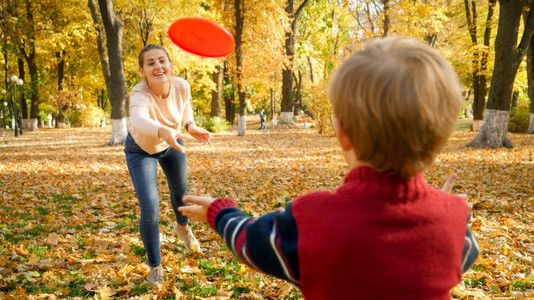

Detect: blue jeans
124,133,188,266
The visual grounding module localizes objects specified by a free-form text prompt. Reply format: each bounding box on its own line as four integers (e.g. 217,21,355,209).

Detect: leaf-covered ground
0,127,533,299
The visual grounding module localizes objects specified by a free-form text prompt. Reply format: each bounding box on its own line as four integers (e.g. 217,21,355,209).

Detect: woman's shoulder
131,81,148,94
170,76,190,89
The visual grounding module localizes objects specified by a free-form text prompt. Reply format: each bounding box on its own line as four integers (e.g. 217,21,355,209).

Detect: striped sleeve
207,198,300,285
461,226,479,273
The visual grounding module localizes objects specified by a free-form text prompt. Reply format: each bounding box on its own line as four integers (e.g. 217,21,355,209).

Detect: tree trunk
96,0,129,145
88,0,112,95
382,0,390,37
17,59,30,132
528,113,534,133
235,0,246,136
467,0,534,148
281,69,293,123
19,0,39,130
139,8,153,46
26,56,38,130
224,95,236,125
525,7,534,134
55,51,67,129
529,57,534,133
271,85,276,126
210,65,223,120
56,103,69,128
280,0,311,124
467,109,513,148
293,70,302,117
17,59,27,120
2,40,7,90
511,91,519,109
307,55,314,84
57,51,65,91
223,64,236,125
465,0,496,126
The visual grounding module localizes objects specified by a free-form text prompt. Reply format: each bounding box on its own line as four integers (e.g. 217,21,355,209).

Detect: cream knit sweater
129,76,194,154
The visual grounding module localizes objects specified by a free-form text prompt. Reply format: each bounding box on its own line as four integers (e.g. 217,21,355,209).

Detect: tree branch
518,0,534,55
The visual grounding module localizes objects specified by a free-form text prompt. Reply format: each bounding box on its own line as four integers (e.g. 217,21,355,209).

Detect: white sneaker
147,265,164,284
174,224,200,252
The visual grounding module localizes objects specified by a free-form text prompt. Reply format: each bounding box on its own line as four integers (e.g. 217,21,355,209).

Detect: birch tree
88,0,129,145
467,0,534,148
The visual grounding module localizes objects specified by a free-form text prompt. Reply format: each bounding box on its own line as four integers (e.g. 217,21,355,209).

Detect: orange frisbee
168,17,235,58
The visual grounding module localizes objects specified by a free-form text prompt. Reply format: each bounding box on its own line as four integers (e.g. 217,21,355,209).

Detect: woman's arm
130,89,162,139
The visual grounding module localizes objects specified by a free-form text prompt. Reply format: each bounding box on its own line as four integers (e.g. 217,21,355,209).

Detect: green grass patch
179,278,218,297
22,225,49,237
471,264,485,272
198,259,234,278
464,276,487,287
126,213,137,220
287,288,304,299
131,244,146,257
59,204,72,211
71,223,98,231
77,237,85,250
51,193,81,203
66,272,94,297
37,207,50,216
116,221,129,230
230,285,250,297
11,212,32,221
510,279,533,291
131,281,150,295
28,245,49,258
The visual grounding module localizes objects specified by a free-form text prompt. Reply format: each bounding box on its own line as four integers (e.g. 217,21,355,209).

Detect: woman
124,44,211,284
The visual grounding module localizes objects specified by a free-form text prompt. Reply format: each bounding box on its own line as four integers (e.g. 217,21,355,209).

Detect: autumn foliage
0,127,533,299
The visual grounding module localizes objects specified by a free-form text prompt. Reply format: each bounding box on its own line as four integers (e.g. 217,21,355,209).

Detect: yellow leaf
98,286,114,300
14,243,29,255
44,233,61,246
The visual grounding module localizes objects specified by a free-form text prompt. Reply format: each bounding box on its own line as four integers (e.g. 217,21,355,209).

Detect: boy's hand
179,195,215,222
441,174,467,200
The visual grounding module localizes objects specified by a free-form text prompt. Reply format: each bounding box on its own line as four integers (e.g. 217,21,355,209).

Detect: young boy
179,36,479,299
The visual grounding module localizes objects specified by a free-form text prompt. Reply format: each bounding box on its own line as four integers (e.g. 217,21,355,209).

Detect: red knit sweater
207,167,472,299
292,167,468,299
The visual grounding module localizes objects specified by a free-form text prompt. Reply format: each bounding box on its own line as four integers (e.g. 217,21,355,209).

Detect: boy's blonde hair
328,36,462,177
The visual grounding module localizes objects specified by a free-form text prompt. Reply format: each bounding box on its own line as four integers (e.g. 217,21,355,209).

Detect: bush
194,116,229,133
308,80,333,134
508,109,530,133
67,104,106,127
80,104,106,127
67,111,82,127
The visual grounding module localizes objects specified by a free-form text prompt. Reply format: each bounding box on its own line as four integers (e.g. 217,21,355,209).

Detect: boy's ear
333,117,353,152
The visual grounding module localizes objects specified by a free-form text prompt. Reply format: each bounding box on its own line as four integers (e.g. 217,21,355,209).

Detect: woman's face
139,49,172,86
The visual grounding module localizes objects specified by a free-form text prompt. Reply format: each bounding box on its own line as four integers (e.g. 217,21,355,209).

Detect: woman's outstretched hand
179,195,215,222
158,126,188,153
188,125,211,144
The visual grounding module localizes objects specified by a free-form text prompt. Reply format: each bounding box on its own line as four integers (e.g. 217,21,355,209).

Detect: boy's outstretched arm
440,174,480,273
462,226,479,273
179,195,214,222
180,196,300,285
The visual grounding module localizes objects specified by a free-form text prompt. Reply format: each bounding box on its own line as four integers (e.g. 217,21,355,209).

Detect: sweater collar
341,166,427,201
